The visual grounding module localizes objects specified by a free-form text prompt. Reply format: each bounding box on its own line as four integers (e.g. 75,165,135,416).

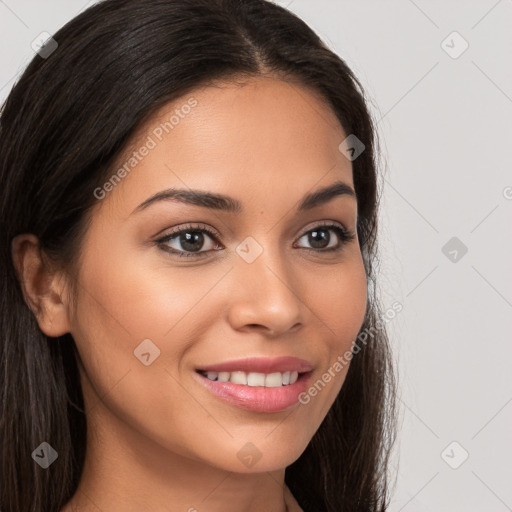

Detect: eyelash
155,222,356,259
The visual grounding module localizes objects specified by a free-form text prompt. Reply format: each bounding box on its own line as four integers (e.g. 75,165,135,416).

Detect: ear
11,234,72,337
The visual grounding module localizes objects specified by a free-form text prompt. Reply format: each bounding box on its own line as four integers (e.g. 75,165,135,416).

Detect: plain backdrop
1,1,511,511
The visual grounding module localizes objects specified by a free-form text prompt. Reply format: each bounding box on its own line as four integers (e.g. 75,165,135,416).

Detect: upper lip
196,356,314,374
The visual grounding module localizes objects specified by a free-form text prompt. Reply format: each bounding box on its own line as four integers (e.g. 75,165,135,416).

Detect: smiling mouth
194,367,313,413
195,369,309,387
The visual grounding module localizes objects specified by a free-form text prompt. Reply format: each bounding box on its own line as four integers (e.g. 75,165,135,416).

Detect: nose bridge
227,235,304,333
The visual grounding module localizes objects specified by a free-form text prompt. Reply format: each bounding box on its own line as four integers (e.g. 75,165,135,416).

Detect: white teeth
200,370,301,386
264,372,282,387
247,372,265,386
230,371,247,385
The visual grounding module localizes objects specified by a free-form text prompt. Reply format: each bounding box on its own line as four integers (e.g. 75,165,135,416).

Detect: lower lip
194,371,312,413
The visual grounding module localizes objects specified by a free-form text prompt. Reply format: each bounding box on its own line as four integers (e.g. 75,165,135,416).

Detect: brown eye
294,223,355,252
156,224,222,258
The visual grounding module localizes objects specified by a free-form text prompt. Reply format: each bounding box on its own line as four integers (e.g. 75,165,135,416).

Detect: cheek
69,252,226,409
296,257,367,414
75,245,225,344
70,260,214,459
305,258,368,347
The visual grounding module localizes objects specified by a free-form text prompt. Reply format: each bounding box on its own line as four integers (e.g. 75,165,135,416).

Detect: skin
12,75,367,512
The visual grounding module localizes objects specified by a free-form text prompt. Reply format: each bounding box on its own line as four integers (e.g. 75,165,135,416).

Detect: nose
226,246,304,337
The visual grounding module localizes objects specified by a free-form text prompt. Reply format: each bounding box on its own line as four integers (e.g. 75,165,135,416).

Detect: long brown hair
0,1,397,510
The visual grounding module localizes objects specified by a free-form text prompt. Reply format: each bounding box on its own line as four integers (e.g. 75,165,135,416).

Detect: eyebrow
131,180,356,215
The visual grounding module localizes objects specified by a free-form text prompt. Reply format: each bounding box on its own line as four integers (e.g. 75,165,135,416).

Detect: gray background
1,1,511,510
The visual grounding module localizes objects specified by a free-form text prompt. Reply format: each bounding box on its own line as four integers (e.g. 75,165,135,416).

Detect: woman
0,1,397,510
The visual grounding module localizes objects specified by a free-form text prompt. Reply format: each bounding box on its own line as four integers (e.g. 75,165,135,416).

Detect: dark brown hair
0,1,397,510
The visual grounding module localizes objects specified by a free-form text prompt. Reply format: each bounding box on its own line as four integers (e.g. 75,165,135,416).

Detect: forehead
96,75,353,219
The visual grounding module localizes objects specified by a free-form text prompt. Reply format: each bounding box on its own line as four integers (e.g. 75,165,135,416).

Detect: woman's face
67,76,367,474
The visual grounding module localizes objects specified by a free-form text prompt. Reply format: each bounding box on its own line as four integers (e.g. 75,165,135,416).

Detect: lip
194,369,313,413
195,356,314,374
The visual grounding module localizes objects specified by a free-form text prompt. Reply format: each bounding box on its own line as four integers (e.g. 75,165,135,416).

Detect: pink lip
194,370,313,413
195,356,313,374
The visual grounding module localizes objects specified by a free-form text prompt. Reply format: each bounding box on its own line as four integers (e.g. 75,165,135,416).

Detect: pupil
180,232,203,252
309,229,329,249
